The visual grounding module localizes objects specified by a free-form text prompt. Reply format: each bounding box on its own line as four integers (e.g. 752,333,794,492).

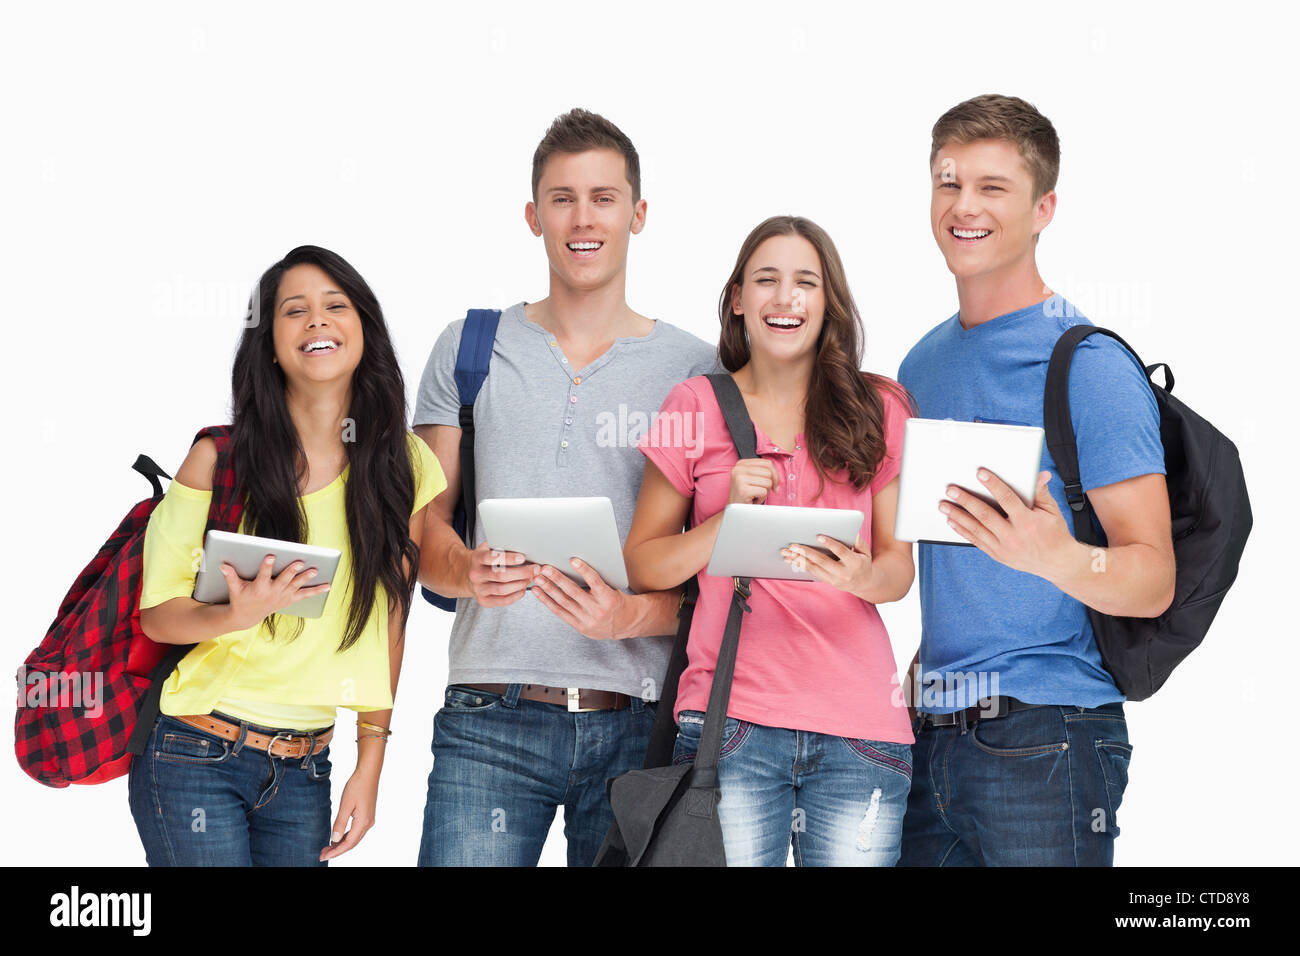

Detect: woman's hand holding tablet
218,554,333,630
781,533,875,595
192,529,340,621
707,504,866,581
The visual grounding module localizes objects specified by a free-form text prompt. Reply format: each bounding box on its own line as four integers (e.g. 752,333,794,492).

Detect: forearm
352,606,406,777
854,549,914,605
417,515,472,597
615,588,684,638
1045,538,1176,618
626,511,722,593
140,597,247,645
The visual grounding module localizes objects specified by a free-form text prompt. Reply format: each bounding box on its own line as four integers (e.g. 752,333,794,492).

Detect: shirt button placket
560,377,580,464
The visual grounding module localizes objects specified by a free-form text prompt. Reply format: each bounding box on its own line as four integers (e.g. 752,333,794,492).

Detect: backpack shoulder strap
454,309,502,410
705,373,758,460
129,425,241,759
452,310,502,546
1044,326,1149,544
190,425,243,533
641,374,758,772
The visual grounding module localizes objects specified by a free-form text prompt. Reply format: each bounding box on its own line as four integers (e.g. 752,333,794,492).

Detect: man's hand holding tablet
463,541,536,608
939,468,1076,580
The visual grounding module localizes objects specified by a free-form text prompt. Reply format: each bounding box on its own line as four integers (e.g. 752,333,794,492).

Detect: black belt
916,696,1042,731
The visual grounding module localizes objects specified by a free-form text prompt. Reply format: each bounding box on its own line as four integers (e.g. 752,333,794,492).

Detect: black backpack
1044,326,1253,700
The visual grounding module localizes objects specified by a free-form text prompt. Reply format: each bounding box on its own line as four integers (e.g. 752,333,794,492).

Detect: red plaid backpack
14,426,244,787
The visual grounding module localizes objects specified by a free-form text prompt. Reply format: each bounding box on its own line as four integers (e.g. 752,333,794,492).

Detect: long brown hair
717,215,914,496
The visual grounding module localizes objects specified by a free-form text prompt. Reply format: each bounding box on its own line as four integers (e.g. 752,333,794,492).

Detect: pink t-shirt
638,375,913,744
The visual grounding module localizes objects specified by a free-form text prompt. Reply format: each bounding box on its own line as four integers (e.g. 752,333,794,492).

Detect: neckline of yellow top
172,465,350,503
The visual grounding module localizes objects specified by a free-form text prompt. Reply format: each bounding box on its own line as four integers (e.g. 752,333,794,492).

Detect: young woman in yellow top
128,245,445,866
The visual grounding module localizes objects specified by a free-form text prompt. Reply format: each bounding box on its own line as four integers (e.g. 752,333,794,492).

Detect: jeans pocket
154,720,232,766
840,738,913,781
1093,739,1132,836
443,685,503,712
307,745,332,781
970,710,1069,757
673,710,750,764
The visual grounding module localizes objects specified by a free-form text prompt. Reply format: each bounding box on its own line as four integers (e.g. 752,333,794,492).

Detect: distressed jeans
417,683,656,866
900,701,1132,866
671,710,913,867
128,713,334,867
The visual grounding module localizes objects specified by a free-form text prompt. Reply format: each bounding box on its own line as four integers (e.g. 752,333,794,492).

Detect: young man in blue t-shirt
896,94,1175,866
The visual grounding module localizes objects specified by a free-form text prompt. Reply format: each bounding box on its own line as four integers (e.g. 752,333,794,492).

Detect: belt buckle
566,687,598,713
267,731,301,758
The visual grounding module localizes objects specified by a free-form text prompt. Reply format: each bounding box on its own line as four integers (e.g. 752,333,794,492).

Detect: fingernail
977,469,990,481
571,558,581,568
945,486,958,499
306,569,318,578
939,503,950,514
332,831,341,842
816,535,826,543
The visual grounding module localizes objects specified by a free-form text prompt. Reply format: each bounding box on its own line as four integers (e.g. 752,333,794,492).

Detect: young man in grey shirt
413,109,717,866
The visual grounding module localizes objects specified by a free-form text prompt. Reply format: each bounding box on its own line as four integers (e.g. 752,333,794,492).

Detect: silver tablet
193,529,342,619
894,417,1045,546
706,503,866,582
477,497,629,590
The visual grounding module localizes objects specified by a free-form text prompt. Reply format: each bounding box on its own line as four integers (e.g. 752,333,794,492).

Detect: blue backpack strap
454,309,502,408
453,309,500,548
421,309,501,611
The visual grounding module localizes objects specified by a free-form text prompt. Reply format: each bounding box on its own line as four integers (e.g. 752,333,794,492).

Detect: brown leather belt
460,683,631,713
175,714,333,758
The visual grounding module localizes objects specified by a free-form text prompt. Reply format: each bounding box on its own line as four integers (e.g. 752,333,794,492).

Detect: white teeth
568,241,601,250
953,228,991,239
302,340,337,352
765,317,803,328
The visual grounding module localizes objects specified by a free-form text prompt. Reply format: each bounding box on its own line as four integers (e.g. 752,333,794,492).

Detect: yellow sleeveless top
140,433,445,731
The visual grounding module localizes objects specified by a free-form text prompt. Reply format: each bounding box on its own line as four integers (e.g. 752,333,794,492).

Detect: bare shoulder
173,437,218,491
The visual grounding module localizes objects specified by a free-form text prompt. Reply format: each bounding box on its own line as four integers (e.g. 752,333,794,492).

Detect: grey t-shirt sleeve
413,319,464,428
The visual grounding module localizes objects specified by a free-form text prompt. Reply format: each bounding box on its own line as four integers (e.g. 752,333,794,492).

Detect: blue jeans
671,710,913,867
128,713,334,867
417,684,656,866
900,702,1132,866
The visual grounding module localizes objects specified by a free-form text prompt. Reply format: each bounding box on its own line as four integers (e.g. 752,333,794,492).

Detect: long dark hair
718,216,915,496
231,245,419,651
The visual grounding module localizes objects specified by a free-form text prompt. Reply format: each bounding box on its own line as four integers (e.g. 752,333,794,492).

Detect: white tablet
193,529,342,619
706,503,866,582
894,417,1045,545
477,497,629,590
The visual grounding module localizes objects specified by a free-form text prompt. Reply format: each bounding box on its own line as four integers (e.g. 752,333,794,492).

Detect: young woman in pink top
625,215,916,866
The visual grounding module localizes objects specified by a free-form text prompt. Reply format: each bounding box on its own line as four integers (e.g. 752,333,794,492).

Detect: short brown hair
531,108,641,202
930,94,1060,199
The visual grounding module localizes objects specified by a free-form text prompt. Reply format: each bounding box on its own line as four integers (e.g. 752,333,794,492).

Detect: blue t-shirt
897,295,1164,712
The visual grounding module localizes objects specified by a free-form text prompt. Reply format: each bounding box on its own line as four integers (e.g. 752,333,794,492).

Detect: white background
2,1,1294,867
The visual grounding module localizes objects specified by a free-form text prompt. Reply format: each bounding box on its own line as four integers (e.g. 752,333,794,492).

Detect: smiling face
525,148,646,294
271,263,364,386
730,233,826,364
930,137,1056,284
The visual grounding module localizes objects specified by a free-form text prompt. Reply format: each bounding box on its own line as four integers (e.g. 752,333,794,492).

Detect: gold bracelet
355,733,390,743
357,720,391,736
